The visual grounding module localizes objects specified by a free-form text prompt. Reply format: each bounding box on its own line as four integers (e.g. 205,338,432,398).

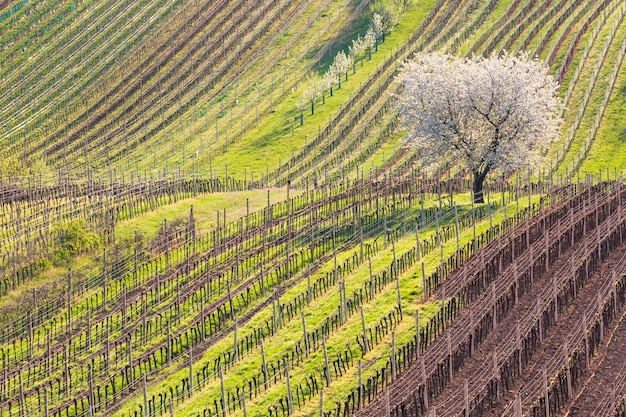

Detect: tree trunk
473,171,486,204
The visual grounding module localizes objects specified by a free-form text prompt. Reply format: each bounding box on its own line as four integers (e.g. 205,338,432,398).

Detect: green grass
547,6,626,173
7,0,626,415
186,0,437,180
111,190,538,417
115,188,291,240
579,69,626,175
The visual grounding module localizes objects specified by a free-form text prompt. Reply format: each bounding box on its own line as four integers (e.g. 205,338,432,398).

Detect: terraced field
3,0,626,416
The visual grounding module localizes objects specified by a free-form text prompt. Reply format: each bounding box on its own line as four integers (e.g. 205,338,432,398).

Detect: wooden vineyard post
167,322,172,364
233,318,238,363
438,180,443,212
517,322,522,376
493,351,499,400
422,262,427,302
416,310,420,358
537,301,543,343
219,366,227,417
156,265,161,302
553,272,558,323
323,335,331,386
385,386,390,416
543,365,550,417
515,171,520,217
67,270,72,334
488,186,493,231
310,208,316,264
333,216,338,284
361,306,369,354
471,197,477,251
319,390,324,417
341,280,348,325
28,312,33,358
369,257,375,300
384,213,388,249
286,208,291,283
391,331,397,381
464,379,469,417
360,217,364,263
135,249,139,288
286,361,294,415
261,249,266,296
241,390,248,417
64,345,70,395
277,292,283,329
272,292,278,333
502,172,506,215
583,312,589,369
393,241,402,318
307,266,312,304
89,365,95,416
169,398,174,417
105,325,110,374
128,336,134,384
302,312,309,356
492,281,497,331
2,353,7,400
435,211,441,258
416,224,421,260
598,293,604,342
85,307,91,350
403,207,407,235
454,205,460,263
19,370,25,417
189,345,194,397
421,356,429,409
103,249,107,309
564,343,571,400
261,340,269,388
513,261,519,305
44,390,49,417
358,360,363,410
447,331,453,382
228,283,234,320
469,307,475,357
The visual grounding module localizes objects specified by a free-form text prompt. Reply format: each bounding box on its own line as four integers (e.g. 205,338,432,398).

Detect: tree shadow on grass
249,125,292,149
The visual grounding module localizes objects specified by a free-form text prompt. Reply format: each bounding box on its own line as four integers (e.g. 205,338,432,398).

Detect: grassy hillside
2,0,626,416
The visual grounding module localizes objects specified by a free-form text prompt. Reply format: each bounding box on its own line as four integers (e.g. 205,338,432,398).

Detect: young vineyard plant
396,52,562,202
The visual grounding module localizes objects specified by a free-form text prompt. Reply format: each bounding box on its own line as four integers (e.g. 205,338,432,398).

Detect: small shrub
51,220,101,266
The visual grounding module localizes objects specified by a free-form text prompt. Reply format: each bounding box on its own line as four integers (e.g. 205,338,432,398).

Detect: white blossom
299,76,326,115
322,71,336,89
295,96,309,113
372,13,385,39
349,35,366,60
329,50,354,78
364,27,377,52
371,2,399,38
396,52,562,202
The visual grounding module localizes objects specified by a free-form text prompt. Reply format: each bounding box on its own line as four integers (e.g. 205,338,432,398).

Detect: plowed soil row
484,243,626,416
432,236,623,415
564,290,626,416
